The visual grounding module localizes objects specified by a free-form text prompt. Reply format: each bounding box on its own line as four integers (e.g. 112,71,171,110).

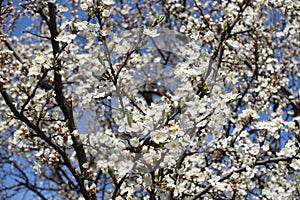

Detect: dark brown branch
112,173,128,199
23,30,51,40
0,84,85,198
46,1,88,171
1,4,90,198
13,163,48,200
115,49,135,83
45,2,91,199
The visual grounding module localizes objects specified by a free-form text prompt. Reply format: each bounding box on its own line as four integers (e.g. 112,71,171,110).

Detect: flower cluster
0,0,300,199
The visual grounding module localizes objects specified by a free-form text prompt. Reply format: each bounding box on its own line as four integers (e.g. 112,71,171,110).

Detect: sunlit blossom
103,0,115,6
28,64,41,76
1,0,299,199
55,32,77,43
152,129,168,144
144,28,160,37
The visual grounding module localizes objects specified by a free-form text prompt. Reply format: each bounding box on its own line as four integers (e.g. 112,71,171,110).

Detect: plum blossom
65,135,73,146
118,160,134,176
102,9,111,18
1,0,300,199
80,3,89,11
55,32,76,43
103,0,115,6
28,64,41,76
151,129,168,144
249,143,260,156
144,28,160,37
129,137,139,147
290,159,300,170
203,30,214,42
277,140,298,158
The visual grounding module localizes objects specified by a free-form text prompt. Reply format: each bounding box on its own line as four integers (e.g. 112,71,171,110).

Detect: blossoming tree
0,0,299,199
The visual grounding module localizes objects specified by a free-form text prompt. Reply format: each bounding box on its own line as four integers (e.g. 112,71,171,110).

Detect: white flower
84,180,89,191
232,172,239,180
82,162,89,169
116,141,126,149
81,0,94,9
100,28,110,36
144,28,160,37
33,162,42,174
102,9,110,18
118,160,134,175
152,129,168,144
35,55,46,64
103,0,115,6
203,30,214,42
290,159,300,170
109,153,119,162
80,3,89,10
89,183,96,190
28,65,41,76
129,137,140,147
66,135,73,146
250,143,260,156
125,186,134,195
74,21,88,31
71,130,79,137
55,32,76,43
93,92,106,99
241,108,259,120
262,143,269,151
277,140,297,157
165,140,178,149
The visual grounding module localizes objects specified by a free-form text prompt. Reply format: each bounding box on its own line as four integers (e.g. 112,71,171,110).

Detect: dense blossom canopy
0,0,299,199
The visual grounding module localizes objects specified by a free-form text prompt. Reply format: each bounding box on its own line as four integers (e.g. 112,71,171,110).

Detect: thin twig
0,29,25,63
23,30,51,39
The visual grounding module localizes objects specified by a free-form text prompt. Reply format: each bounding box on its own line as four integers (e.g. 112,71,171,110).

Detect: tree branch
191,156,291,199
0,28,24,63
46,1,88,172
0,84,84,197
45,2,91,199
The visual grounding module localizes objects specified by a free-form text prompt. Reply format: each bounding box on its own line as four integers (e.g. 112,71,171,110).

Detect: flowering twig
0,28,24,63
191,156,291,199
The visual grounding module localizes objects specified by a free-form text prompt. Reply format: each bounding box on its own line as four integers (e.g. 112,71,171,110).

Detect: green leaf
158,15,166,23
108,165,116,183
224,23,228,31
202,84,209,95
139,25,145,37
47,89,55,98
127,109,133,124
232,94,241,102
41,111,47,118
151,15,166,27
65,119,69,127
